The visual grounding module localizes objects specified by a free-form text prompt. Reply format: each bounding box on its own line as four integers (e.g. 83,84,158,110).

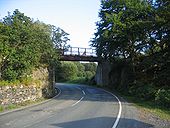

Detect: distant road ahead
0,83,153,128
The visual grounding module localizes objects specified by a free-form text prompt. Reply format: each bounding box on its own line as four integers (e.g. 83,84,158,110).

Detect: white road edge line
82,90,86,95
103,90,122,128
71,97,84,107
54,87,61,98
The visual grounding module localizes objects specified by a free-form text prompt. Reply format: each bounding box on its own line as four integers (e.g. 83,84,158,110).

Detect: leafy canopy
0,9,70,81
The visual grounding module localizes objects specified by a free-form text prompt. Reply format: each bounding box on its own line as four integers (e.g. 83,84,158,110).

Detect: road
0,83,153,128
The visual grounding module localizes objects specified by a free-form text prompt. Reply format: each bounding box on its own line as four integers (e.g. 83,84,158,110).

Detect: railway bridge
58,47,110,85
59,47,99,62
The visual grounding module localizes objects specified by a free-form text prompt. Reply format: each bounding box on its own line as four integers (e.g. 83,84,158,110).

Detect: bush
129,82,157,100
74,62,85,77
85,71,94,80
2,67,18,81
57,62,78,81
155,89,170,108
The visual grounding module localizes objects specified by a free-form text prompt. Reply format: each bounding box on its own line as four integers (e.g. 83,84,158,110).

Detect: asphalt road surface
0,83,154,128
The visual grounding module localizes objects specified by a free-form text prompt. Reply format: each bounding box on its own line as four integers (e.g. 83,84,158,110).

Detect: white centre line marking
82,90,86,95
71,97,84,107
75,87,82,91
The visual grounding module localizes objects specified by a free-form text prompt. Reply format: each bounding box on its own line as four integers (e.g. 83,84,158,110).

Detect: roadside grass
0,106,4,112
0,80,20,86
0,98,46,113
0,78,41,87
93,85,170,121
119,94,170,121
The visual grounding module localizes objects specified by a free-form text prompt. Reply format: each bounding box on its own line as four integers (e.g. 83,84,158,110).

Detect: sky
0,0,101,48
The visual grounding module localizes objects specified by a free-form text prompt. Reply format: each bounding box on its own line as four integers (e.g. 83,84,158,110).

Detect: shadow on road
50,117,154,128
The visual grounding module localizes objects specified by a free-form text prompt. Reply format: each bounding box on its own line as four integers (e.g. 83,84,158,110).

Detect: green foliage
74,62,85,77
91,0,170,108
50,25,70,49
155,89,170,108
84,71,94,80
82,62,97,72
119,92,170,121
0,9,69,81
0,98,46,112
82,62,97,80
56,62,97,83
7,104,17,110
66,77,87,84
57,62,78,81
129,82,157,100
0,78,40,87
0,106,4,112
0,80,20,86
92,0,154,60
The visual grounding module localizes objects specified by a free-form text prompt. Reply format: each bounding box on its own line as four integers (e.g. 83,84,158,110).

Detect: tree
50,25,70,49
82,62,97,78
74,62,85,77
90,0,170,108
92,0,154,60
92,0,155,79
57,62,78,81
0,9,70,81
0,22,10,79
0,9,39,80
32,21,59,65
92,0,170,88
149,0,170,87
82,63,97,72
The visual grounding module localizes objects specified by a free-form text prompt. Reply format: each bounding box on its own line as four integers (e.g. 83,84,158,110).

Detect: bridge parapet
63,47,96,57
59,47,98,62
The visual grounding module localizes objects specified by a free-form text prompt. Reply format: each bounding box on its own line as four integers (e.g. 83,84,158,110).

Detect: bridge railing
63,47,97,57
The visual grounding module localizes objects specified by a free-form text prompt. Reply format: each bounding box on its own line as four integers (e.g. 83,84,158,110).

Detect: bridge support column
95,61,111,86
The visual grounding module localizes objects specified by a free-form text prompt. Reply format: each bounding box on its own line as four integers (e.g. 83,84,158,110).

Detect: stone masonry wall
0,66,51,106
0,84,42,106
95,61,111,86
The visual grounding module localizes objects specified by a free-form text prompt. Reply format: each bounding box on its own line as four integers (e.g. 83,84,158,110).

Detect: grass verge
118,93,170,121
92,85,170,121
0,78,41,87
0,98,46,113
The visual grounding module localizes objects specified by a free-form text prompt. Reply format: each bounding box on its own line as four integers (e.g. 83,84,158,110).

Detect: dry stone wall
0,84,42,106
0,66,53,106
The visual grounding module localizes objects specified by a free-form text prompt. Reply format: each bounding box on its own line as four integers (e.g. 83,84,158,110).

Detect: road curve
0,83,153,128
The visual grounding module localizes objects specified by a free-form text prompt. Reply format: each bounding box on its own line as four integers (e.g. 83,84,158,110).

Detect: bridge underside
60,55,99,62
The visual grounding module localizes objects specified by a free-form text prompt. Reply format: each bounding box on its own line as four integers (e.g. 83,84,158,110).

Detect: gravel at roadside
139,108,170,128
